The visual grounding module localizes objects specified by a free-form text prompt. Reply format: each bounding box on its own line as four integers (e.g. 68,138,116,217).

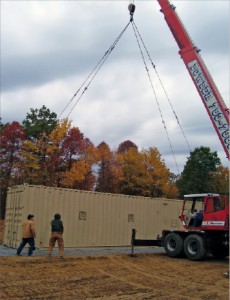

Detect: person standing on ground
48,213,64,259
16,214,36,256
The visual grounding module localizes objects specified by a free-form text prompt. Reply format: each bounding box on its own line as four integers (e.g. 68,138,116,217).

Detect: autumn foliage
1,106,228,219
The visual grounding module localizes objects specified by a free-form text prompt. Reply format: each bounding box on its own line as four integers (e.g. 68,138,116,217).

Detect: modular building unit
4,184,183,249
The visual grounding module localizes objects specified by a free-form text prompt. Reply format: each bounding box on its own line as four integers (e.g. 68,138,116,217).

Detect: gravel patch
0,244,164,257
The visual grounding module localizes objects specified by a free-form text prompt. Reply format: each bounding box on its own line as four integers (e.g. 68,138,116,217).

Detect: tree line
0,105,228,218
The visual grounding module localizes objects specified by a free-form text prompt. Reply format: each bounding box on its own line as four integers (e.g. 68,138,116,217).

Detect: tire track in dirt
0,253,228,300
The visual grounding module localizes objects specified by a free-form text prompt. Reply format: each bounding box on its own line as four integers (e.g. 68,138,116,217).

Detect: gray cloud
1,50,97,92
1,0,229,174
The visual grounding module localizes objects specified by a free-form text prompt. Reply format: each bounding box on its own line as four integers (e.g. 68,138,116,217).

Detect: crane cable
132,21,192,153
59,4,190,174
131,20,180,174
59,21,131,119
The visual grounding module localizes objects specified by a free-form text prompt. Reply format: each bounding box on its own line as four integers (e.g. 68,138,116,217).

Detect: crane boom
157,0,229,159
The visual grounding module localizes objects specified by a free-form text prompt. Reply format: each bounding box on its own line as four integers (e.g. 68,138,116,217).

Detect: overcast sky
1,0,229,174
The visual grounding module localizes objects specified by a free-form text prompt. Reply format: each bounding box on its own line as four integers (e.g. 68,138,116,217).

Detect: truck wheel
211,246,229,259
164,233,184,257
184,234,208,261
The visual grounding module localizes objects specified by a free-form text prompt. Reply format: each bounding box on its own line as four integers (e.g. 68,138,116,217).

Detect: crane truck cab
180,194,229,231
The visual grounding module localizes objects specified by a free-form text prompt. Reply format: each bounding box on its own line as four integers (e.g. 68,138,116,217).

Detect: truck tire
184,234,208,261
211,246,229,259
164,233,184,257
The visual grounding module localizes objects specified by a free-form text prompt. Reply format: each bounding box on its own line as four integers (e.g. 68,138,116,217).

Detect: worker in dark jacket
194,210,203,227
48,213,64,258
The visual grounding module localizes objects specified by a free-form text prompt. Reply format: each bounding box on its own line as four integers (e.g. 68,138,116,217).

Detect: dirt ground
0,252,229,300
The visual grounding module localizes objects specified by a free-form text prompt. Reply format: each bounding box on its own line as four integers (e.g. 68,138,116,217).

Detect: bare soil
0,252,229,300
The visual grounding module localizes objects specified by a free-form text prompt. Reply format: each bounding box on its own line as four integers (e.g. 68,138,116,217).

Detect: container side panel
5,185,184,249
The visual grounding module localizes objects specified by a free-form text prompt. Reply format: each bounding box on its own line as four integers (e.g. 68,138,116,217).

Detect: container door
4,187,24,248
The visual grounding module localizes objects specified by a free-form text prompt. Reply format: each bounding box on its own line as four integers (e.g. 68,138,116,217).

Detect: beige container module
4,184,183,249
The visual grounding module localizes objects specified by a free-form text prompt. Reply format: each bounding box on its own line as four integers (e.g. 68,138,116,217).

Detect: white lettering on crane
202,221,225,226
188,60,229,151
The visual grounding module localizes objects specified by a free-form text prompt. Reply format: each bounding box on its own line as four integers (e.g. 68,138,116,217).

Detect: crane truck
131,0,229,261
132,194,229,260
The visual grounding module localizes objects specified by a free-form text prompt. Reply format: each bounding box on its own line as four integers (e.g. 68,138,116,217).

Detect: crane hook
128,3,136,22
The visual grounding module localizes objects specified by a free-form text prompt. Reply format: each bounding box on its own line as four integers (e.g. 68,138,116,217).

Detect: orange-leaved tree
18,140,40,184
118,146,178,198
120,147,148,196
142,147,177,198
96,141,119,193
45,119,71,186
60,127,97,190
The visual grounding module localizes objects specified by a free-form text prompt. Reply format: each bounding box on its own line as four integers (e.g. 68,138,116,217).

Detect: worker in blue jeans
16,214,36,256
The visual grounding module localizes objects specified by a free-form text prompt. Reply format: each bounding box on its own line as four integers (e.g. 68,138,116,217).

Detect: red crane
157,0,229,159
131,1,229,261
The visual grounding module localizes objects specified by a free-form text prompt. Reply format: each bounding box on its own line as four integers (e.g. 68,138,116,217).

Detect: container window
128,214,134,222
79,211,87,220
